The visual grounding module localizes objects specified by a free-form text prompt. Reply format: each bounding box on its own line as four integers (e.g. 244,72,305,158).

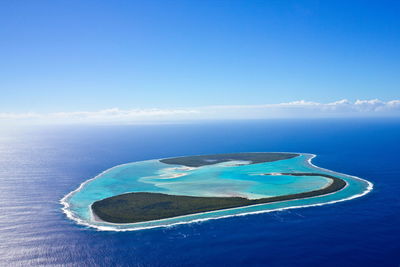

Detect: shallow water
0,119,399,266
64,154,371,230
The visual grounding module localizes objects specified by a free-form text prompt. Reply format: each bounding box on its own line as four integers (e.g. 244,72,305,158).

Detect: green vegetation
160,152,299,167
92,173,346,224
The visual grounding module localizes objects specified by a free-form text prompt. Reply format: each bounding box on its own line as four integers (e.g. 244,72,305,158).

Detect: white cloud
49,108,199,121
1,99,399,124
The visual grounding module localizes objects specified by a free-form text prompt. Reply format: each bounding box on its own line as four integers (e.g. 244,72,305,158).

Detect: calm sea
0,119,399,266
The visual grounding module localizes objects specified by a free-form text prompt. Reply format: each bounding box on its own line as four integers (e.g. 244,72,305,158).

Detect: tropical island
159,152,299,167
90,153,347,224
91,172,346,223
62,152,372,230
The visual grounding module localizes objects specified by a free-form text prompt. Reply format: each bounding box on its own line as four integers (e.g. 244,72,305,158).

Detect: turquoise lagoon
62,154,373,231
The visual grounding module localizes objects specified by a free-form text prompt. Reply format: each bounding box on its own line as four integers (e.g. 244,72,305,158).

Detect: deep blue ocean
0,119,399,266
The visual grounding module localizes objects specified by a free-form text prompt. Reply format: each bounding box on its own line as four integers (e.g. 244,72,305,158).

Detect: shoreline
61,153,373,231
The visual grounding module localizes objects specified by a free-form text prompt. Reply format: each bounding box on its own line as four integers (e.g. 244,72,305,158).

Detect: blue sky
0,0,399,117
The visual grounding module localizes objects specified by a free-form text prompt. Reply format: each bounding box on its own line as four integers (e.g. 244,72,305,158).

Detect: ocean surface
0,119,399,266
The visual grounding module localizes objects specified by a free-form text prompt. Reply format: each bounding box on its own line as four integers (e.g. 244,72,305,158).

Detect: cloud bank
1,99,399,124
